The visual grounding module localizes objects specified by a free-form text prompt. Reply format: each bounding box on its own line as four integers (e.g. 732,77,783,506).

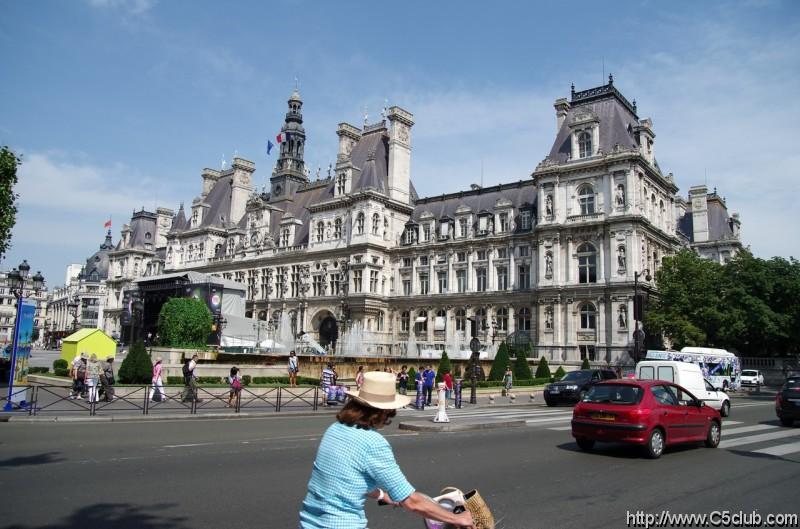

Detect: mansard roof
80,231,114,281
411,180,536,222
198,174,234,229
171,204,187,231
548,80,640,164
128,210,158,248
677,194,738,243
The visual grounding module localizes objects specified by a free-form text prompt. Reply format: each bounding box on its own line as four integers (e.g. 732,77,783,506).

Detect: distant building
677,185,743,263
88,77,745,365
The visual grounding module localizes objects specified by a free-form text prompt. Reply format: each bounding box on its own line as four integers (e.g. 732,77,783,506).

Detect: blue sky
1,0,799,287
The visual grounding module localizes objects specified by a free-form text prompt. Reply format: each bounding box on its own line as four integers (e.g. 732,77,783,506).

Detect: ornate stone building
96,78,743,365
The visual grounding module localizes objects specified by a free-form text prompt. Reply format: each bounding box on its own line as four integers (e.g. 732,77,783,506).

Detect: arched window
337,173,347,195
228,239,235,254
334,218,342,239
187,244,194,261
316,221,324,242
577,243,598,284
475,308,487,334
578,131,592,158
214,243,222,256
372,213,380,235
436,309,446,332
377,311,385,331
198,242,204,259
496,307,508,331
401,311,410,332
455,309,467,332
416,310,428,333
578,185,595,215
580,303,597,330
356,212,365,235
518,307,531,331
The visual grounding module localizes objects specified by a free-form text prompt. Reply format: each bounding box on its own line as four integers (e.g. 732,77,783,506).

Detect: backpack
77,364,87,379
182,361,191,379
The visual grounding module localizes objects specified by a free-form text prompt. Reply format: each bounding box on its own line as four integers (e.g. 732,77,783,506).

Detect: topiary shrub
534,356,551,379
407,367,417,385
157,297,213,348
513,353,533,381
242,375,251,386
118,341,153,384
53,359,68,371
436,351,452,383
489,342,512,381
554,365,567,380
581,357,591,370
54,368,69,377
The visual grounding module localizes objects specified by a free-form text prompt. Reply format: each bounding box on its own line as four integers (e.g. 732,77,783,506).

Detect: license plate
550,389,560,394
591,413,615,421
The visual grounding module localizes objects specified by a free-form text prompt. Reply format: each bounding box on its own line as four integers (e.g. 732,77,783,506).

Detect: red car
571,379,722,459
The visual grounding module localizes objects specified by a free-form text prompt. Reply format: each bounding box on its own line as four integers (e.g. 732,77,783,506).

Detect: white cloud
85,0,156,15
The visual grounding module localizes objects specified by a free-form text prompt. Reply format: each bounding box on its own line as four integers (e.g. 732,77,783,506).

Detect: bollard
454,378,463,409
433,383,450,423
488,394,495,404
415,379,425,410
529,392,536,402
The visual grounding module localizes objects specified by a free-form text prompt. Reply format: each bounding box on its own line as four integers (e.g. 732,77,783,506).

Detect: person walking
182,354,199,402
396,365,409,395
69,352,87,400
423,364,436,406
101,356,116,401
227,366,242,408
355,365,365,390
150,357,166,402
298,371,475,529
288,351,299,387
503,366,513,395
85,354,101,403
320,362,336,406
443,369,454,408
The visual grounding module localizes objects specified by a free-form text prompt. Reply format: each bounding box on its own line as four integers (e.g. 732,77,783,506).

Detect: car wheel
576,438,595,451
705,420,721,448
720,400,730,417
645,428,665,459
544,397,555,407
780,417,794,427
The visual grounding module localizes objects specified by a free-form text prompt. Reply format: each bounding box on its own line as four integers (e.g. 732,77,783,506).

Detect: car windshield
561,371,591,383
742,370,758,377
584,384,643,404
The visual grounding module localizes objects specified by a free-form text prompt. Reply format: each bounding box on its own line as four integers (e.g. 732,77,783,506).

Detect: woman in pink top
149,357,166,402
355,365,365,390
443,370,453,408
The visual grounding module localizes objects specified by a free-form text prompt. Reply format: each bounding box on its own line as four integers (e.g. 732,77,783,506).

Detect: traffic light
633,294,645,321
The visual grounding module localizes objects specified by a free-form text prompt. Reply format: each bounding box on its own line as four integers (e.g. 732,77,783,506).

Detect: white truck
636,360,731,417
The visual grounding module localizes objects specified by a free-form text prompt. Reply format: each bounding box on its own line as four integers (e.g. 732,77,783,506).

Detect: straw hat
347,371,411,410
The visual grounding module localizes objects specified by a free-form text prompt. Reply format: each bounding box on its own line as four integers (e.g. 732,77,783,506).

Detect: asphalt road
1,395,797,529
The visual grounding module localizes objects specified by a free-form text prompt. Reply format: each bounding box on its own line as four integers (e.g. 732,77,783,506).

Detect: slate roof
411,180,537,225
677,195,738,243
81,231,114,281
548,82,640,164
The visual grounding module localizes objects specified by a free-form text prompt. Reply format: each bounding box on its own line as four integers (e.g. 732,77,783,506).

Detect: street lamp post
4,260,45,411
633,269,652,364
68,298,80,333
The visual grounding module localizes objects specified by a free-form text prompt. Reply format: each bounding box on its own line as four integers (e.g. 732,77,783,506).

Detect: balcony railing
566,212,604,223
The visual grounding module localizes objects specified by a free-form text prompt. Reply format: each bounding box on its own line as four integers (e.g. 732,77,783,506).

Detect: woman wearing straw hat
299,371,475,529
149,357,166,402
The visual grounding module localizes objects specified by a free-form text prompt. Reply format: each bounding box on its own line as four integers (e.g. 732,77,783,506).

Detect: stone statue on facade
617,246,626,272
545,252,553,278
615,184,625,207
545,307,553,330
618,306,628,329
545,194,553,217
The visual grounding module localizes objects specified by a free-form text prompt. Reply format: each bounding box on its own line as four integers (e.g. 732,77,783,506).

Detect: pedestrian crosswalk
399,404,800,457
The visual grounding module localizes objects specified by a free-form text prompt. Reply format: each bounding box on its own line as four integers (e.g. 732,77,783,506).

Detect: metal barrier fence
5,384,322,417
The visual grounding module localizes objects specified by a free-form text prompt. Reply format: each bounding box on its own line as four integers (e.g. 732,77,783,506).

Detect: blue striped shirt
299,422,415,529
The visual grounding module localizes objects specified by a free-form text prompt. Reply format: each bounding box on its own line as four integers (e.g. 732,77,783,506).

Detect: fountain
339,320,367,356
406,332,417,358
275,311,295,353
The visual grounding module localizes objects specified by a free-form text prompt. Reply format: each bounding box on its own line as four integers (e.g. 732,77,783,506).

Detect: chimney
336,123,361,161
688,185,709,243
386,106,414,204
554,98,570,131
201,168,222,197
230,158,255,225
155,207,174,248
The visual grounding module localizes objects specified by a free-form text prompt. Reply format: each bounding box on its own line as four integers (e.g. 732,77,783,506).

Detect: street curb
398,419,526,432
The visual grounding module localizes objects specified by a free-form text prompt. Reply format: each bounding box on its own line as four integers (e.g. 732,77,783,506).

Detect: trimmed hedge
553,366,567,380
534,357,551,379
54,368,69,377
158,297,213,348
489,342,511,381
165,375,320,386
53,359,68,371
29,366,49,374
118,341,152,384
474,377,550,388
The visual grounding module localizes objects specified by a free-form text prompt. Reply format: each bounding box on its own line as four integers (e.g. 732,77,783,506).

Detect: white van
636,360,731,417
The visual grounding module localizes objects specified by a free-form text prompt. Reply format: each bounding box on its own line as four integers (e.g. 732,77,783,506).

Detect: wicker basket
463,489,495,529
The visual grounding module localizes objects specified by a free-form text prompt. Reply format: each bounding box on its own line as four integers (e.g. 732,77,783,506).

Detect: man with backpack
182,354,199,402
69,353,88,400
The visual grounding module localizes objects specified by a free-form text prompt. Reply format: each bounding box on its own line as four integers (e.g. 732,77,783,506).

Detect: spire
101,229,114,250
271,86,309,198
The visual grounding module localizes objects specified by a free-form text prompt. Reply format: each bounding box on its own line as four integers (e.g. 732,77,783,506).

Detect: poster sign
10,300,35,405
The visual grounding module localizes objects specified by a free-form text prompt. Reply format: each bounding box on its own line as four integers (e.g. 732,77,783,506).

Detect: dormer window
281,228,290,247
520,210,531,230
422,223,431,242
191,210,199,226
334,218,342,239
337,173,347,195
316,221,324,242
578,185,596,215
498,213,509,232
439,220,450,239
578,131,592,159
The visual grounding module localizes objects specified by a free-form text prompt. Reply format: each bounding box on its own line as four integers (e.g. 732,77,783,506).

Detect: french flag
276,131,291,144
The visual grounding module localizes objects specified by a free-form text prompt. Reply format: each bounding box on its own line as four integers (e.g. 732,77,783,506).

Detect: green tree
436,351,452,383
489,342,511,381
553,365,566,379
157,297,213,348
581,357,591,370
534,356,551,379
118,341,153,384
513,351,533,380
0,146,21,259
407,366,417,386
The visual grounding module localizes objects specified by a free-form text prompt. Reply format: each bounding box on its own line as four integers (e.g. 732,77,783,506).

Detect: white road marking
723,420,743,425
548,426,573,431
524,415,573,424
729,402,773,408
752,441,800,456
719,428,800,449
722,424,777,436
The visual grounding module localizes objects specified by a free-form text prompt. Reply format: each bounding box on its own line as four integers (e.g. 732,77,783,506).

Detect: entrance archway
319,316,339,347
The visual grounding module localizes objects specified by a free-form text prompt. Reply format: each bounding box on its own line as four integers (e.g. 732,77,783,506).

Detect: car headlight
566,385,578,390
